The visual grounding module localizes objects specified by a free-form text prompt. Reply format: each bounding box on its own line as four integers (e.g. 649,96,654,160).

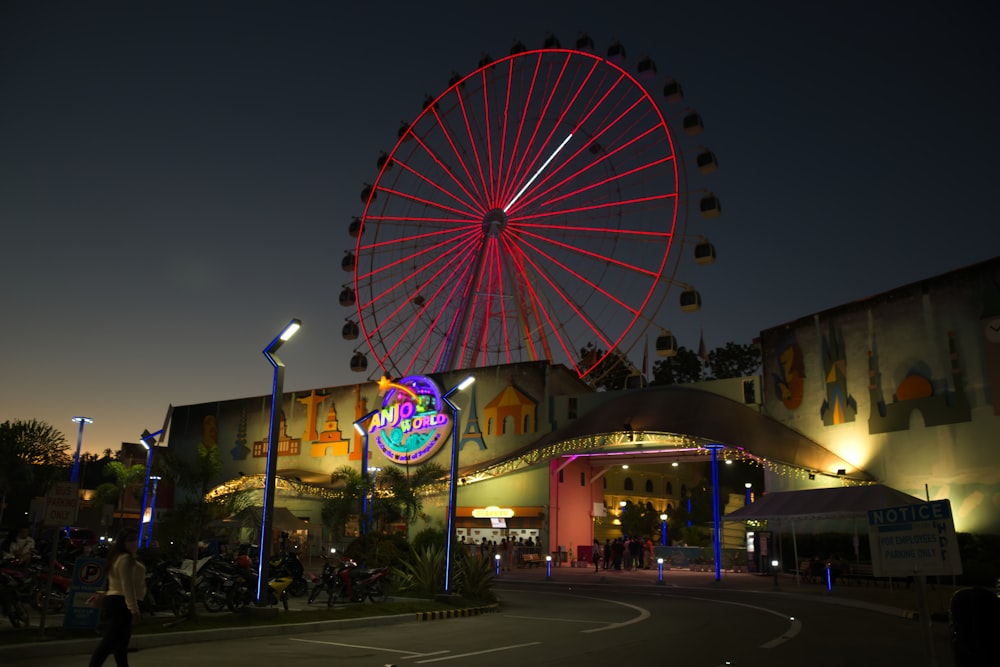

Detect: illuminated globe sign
368,375,451,464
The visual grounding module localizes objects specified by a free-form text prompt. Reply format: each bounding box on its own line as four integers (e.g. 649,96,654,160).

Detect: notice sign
43,481,79,527
867,500,962,577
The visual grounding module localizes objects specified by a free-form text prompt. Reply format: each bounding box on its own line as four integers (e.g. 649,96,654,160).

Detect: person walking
592,539,601,572
89,528,146,667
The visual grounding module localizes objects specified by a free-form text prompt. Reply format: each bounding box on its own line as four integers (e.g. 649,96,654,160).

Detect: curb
416,604,499,621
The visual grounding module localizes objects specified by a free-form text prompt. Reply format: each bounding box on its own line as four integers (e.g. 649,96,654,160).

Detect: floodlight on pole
137,428,162,546
257,318,300,606
442,375,475,595
70,417,93,483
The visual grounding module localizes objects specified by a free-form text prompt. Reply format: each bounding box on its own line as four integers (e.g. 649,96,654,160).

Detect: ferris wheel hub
481,208,508,237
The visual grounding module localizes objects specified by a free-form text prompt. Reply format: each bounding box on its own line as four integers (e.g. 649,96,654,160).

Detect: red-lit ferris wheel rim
354,47,684,379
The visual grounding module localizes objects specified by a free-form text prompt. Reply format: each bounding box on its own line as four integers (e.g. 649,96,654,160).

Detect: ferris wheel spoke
356,229,477,280
505,96,653,217
388,248,482,376
427,104,491,206
510,227,662,279
377,185,485,221
501,235,616,351
507,125,669,216
480,69,497,207
451,83,494,210
509,192,677,224
500,238,578,365
507,230,645,315
497,53,577,209
496,52,545,208
361,233,482,352
392,154,489,218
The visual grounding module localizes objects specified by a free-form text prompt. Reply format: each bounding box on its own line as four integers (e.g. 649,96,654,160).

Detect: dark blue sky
2,1,997,454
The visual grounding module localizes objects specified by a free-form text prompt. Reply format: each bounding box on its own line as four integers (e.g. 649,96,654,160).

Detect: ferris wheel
342,34,720,381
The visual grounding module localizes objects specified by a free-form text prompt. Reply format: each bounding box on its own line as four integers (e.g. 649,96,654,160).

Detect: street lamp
146,476,162,547
442,375,475,595
745,482,753,505
257,318,301,606
660,513,668,546
706,443,725,583
137,429,163,547
70,417,93,483
352,408,380,536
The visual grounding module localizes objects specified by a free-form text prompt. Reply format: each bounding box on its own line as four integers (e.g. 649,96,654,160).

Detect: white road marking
414,641,542,663
502,614,604,624
288,637,435,656
681,595,803,648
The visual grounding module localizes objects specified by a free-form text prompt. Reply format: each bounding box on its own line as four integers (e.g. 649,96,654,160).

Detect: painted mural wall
166,362,587,530
760,257,1000,534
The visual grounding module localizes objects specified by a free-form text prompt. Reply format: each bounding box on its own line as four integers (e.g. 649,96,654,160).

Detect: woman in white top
89,527,147,667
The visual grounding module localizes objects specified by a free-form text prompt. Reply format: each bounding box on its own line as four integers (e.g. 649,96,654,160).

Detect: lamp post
745,482,752,505
352,408,380,536
257,318,301,606
660,513,668,546
146,476,161,547
706,443,725,582
442,375,475,595
137,429,162,547
70,417,93,483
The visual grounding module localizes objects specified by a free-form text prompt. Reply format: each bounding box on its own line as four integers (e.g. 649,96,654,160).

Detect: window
558,470,564,483
666,482,673,495
645,480,653,493
487,417,494,435
603,477,607,489
581,472,586,486
568,397,578,419
523,415,530,432
624,477,634,491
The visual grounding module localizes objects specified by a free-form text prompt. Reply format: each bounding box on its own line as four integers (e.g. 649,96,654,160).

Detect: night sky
2,1,997,455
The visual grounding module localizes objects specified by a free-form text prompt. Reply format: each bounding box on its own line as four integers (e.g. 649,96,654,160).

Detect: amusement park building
166,256,1000,555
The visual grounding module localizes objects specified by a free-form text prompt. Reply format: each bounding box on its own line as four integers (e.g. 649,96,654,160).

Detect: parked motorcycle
0,568,30,628
308,555,351,606
268,550,308,597
335,559,392,603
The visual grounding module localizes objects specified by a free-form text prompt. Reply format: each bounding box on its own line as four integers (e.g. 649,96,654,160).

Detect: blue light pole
137,429,163,546
257,318,300,606
146,476,162,548
660,513,668,546
706,443,725,582
70,417,93,483
353,408,380,536
442,375,475,595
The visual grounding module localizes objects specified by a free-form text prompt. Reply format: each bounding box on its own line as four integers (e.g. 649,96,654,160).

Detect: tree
322,465,368,540
619,500,661,539
158,443,222,620
651,346,703,385
708,342,761,379
89,460,148,532
374,462,445,539
0,419,70,525
579,343,637,391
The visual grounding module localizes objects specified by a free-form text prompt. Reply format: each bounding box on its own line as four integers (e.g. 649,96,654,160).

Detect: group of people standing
592,536,655,572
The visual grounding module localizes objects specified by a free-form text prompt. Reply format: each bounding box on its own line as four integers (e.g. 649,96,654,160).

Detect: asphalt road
9,581,954,667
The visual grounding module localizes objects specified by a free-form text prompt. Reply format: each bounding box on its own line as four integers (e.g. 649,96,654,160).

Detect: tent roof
723,484,924,521
225,506,312,532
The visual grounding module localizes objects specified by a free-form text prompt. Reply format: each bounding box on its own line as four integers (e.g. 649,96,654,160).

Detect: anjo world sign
367,375,452,465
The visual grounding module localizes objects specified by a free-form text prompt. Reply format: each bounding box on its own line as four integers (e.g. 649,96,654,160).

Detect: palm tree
0,419,70,525
376,463,446,539
322,465,368,540
90,460,147,533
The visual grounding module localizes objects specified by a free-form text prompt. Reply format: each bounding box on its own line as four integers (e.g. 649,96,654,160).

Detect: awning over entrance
722,484,924,521
529,385,872,479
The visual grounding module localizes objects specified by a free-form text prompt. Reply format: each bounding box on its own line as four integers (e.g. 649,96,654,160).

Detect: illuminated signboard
471,506,515,519
367,375,451,465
